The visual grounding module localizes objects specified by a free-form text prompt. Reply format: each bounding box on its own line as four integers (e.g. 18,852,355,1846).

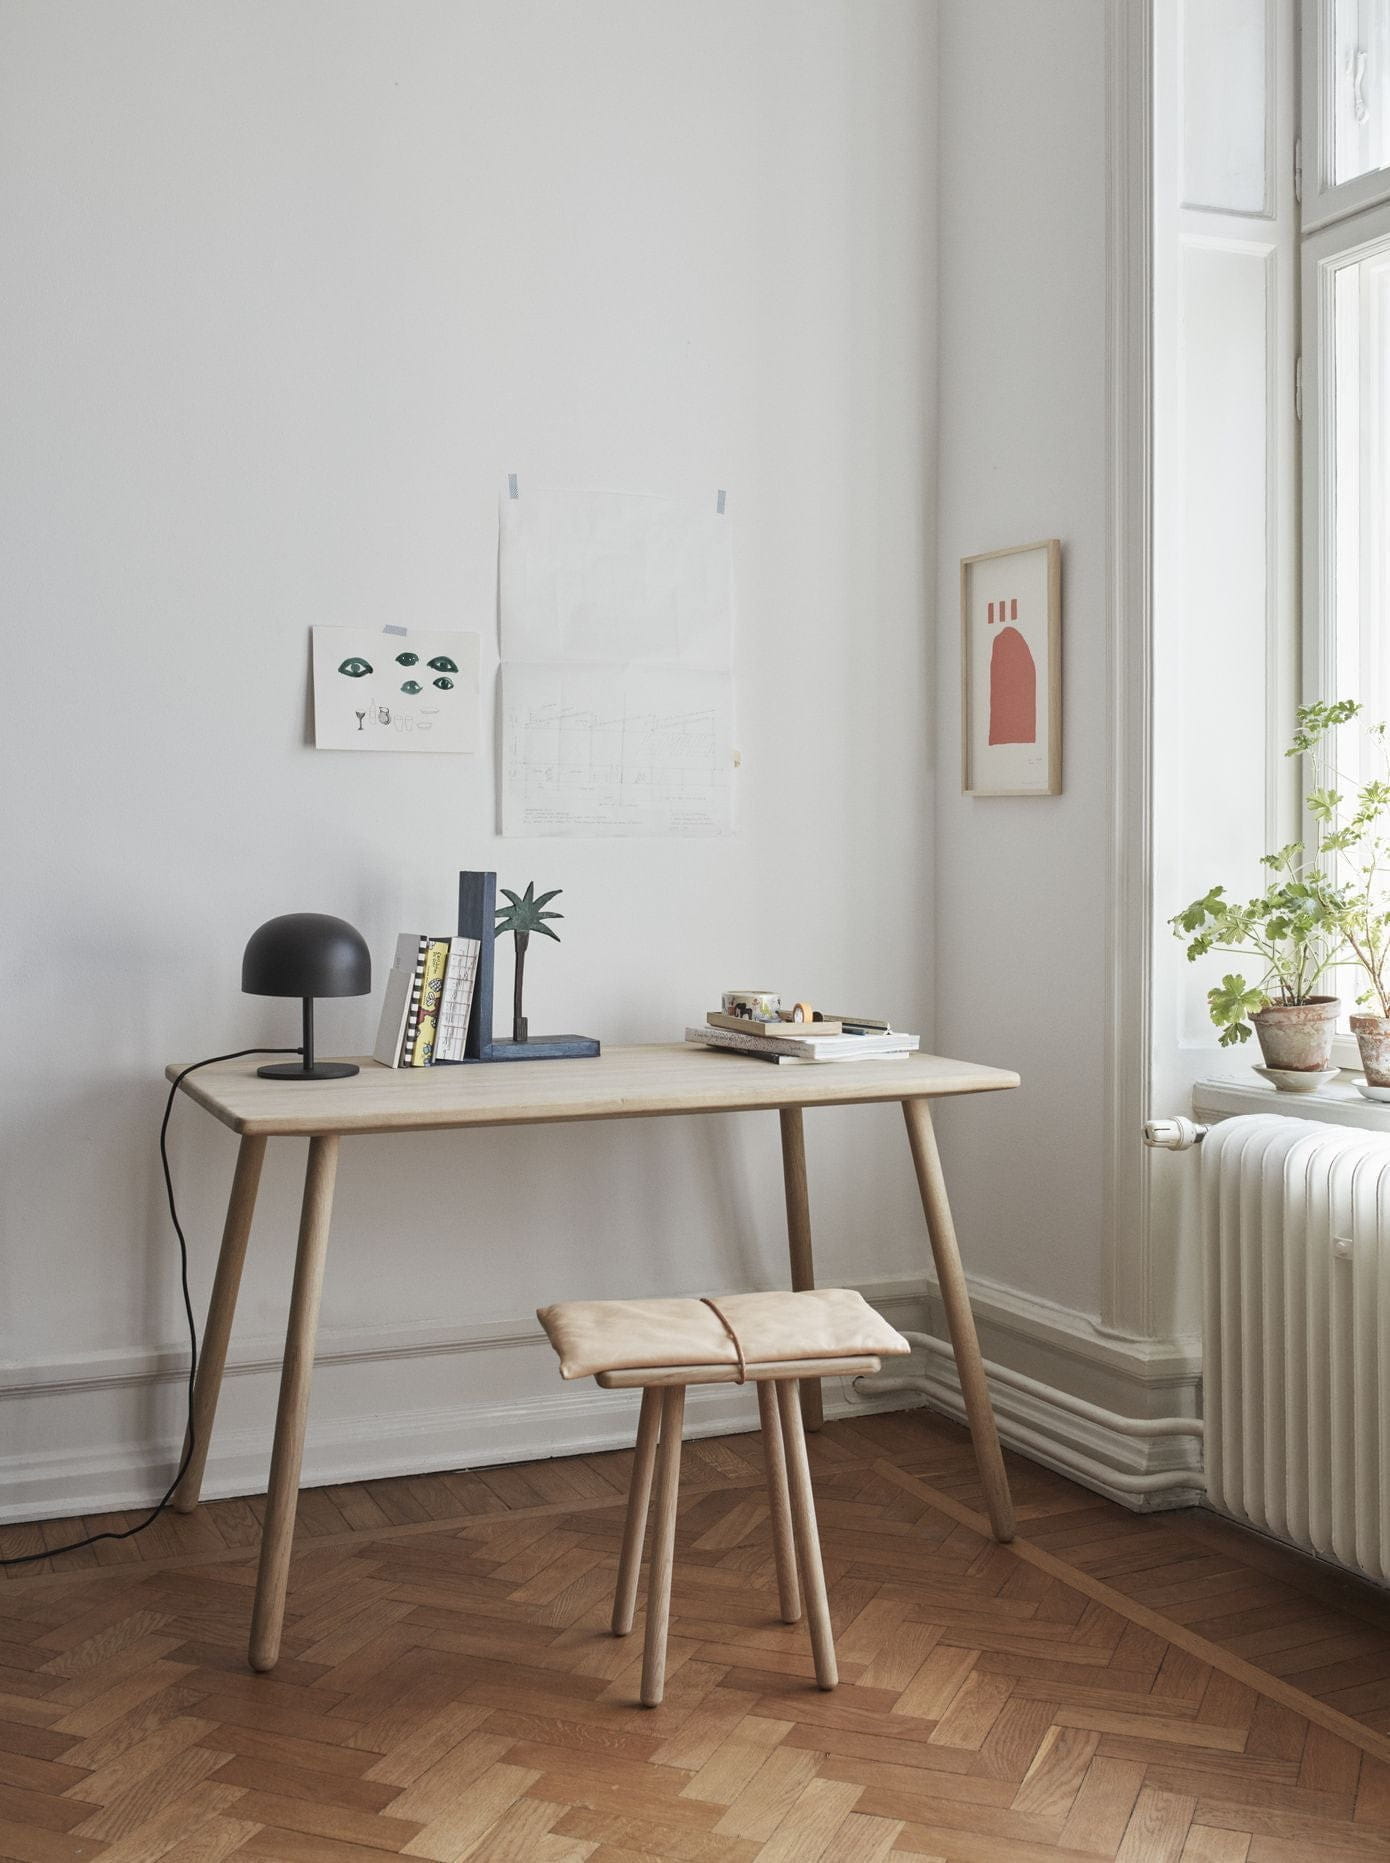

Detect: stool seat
536,1287,910,1707
536,1287,910,1382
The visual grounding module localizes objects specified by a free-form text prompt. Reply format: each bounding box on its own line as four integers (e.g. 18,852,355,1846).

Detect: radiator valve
1143,1116,1208,1151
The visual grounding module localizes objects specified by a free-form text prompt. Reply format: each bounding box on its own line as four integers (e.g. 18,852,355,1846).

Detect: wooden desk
167,1043,1019,1671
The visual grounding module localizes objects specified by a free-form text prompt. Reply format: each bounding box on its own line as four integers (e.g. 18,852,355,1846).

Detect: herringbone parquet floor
4,1409,1390,1862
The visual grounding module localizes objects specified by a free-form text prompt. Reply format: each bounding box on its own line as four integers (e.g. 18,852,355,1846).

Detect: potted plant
1291,700,1390,1085
1172,704,1353,1076
1172,854,1344,1071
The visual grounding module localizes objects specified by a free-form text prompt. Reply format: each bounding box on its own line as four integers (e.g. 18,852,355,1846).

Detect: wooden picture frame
960,538,1062,797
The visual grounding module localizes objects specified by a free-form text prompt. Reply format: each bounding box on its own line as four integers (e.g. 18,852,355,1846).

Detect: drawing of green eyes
427,656,458,674
395,651,418,667
433,676,454,690
400,679,422,694
338,657,373,678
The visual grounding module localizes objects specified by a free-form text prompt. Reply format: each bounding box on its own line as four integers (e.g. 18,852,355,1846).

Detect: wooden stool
536,1288,910,1707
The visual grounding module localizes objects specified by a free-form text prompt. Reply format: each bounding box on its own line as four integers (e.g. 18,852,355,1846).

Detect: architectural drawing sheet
499,487,735,836
501,662,733,837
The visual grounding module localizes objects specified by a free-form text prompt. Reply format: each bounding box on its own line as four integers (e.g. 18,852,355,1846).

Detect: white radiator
1203,1113,1390,1584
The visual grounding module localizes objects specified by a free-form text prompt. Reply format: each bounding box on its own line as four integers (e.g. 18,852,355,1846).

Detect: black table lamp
242,913,372,1080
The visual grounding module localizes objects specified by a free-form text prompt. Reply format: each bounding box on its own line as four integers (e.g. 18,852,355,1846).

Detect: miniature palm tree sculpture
495,882,563,1043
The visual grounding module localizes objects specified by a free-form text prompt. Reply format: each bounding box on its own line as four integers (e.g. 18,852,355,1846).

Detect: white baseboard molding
1,1275,1205,1522
0,1283,931,1523
860,1272,1205,1511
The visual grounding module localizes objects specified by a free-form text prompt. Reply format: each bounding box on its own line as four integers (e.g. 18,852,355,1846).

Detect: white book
686,1024,919,1062
373,966,417,1067
434,936,482,1062
720,1048,911,1066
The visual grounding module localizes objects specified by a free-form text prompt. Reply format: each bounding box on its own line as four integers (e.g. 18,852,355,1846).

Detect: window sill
1192,1072,1390,1132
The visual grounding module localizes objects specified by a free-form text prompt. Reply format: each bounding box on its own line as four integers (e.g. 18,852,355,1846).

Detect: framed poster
960,538,1061,796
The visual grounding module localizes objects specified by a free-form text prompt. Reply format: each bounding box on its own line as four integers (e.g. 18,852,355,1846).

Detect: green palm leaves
496,882,564,944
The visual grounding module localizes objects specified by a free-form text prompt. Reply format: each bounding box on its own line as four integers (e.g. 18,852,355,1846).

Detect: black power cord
0,1048,301,1569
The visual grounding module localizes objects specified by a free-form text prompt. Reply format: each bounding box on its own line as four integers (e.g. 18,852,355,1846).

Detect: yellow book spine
410,939,451,1065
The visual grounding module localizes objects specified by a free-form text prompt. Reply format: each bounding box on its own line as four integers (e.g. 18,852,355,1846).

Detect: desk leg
249,1134,339,1672
174,1134,267,1514
900,1098,1015,1543
778,1107,822,1431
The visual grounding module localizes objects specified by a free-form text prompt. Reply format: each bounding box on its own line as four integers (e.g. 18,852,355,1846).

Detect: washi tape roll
722,990,781,1023
786,1001,814,1023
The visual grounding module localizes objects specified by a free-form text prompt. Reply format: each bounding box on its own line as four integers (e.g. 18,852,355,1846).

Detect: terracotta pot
1252,997,1339,1072
1352,1013,1390,1087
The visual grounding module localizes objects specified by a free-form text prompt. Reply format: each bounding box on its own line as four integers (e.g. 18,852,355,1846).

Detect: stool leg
775,1379,838,1690
612,1386,661,1636
757,1380,801,1624
640,1384,686,1708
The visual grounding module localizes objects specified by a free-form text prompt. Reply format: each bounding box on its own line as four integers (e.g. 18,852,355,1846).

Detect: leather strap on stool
699,1296,748,1382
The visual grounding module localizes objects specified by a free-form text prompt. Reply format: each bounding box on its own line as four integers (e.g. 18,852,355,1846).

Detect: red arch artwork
988,624,1036,746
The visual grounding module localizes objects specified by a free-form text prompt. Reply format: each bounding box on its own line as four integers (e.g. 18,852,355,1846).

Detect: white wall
0,0,943,1512
933,0,1111,1321
922,5,1203,1514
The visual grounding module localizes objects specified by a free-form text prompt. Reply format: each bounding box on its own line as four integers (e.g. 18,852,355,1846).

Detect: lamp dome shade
241,913,372,999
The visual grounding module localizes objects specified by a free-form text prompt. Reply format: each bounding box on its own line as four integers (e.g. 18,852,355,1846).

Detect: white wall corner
1104,0,1160,1342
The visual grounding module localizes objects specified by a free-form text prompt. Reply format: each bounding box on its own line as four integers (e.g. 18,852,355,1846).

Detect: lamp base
256,1061,360,1081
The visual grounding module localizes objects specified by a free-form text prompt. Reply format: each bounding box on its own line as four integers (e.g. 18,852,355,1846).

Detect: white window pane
1331,234,1390,732
1333,0,1390,185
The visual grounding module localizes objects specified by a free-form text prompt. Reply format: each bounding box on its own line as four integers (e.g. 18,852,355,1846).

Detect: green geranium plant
1170,701,1359,1048
1290,699,1390,1019
1171,853,1345,1046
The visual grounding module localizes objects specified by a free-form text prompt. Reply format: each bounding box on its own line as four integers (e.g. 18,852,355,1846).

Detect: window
1304,0,1390,222
1305,208,1390,741
1302,2,1390,734
1301,2,1390,1045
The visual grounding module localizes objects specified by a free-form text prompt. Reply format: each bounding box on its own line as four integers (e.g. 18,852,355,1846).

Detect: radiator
1203,1113,1390,1583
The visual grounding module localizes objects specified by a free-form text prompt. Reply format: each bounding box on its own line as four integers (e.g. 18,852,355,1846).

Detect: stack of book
685,1012,919,1066
374,933,481,1067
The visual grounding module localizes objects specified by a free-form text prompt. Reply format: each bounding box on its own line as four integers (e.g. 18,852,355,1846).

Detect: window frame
1299,3,1390,1059
1301,0,1390,230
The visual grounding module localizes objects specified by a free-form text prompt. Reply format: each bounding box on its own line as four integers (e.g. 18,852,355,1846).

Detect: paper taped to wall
312,627,481,754
501,662,733,837
500,487,733,667
498,485,736,835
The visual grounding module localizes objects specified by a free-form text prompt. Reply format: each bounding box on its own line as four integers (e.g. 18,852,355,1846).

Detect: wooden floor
4,1410,1390,1862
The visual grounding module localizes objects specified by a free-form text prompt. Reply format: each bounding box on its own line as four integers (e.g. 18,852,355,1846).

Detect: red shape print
988,624,1036,745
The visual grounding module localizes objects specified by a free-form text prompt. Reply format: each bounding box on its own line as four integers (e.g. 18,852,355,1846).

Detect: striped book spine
396,935,431,1066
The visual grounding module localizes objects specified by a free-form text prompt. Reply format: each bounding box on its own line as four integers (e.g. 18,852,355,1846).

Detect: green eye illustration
395,651,418,667
427,656,458,674
432,676,454,690
400,679,422,694
337,657,373,678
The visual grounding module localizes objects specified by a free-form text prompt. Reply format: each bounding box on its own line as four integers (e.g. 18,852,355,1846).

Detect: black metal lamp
242,913,372,1080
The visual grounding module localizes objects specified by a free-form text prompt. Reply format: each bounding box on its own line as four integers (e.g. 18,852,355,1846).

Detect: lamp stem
301,997,315,1074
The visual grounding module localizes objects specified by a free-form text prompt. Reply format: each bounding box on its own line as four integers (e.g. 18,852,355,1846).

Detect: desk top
168,1044,1019,1138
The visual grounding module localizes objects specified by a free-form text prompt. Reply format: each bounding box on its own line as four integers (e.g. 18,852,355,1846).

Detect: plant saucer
1253,1064,1340,1095
1351,1076,1390,1104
